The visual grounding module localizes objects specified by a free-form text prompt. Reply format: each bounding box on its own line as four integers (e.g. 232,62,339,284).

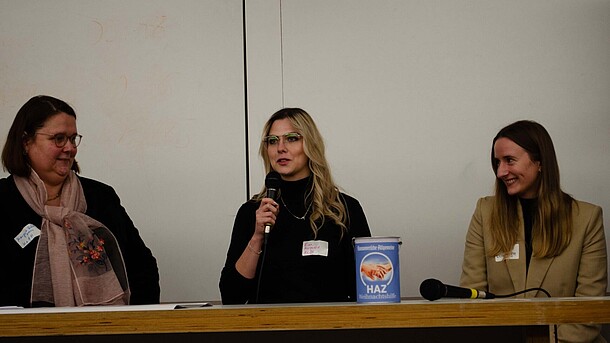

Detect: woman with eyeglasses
0,95,160,307
220,108,371,304
460,120,607,343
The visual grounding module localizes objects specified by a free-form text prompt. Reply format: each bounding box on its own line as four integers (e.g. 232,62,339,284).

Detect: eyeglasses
263,132,302,146
35,132,83,148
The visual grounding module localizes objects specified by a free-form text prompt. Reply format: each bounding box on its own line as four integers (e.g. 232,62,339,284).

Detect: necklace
46,181,65,203
280,196,312,220
46,191,61,202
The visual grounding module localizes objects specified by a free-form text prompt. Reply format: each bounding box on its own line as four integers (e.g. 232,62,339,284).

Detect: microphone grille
265,171,282,189
419,278,444,301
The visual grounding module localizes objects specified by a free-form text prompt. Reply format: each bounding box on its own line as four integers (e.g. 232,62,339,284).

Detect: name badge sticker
302,240,329,257
495,243,519,262
14,224,41,248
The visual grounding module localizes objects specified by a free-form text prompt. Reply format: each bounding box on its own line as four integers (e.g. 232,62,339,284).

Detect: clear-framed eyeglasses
35,132,83,148
263,132,302,146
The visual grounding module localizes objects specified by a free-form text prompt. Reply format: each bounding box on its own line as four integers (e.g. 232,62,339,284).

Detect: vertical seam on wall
280,0,285,107
243,0,251,200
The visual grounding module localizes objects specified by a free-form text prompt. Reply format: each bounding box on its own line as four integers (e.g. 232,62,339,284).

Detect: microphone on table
263,171,282,236
419,278,495,301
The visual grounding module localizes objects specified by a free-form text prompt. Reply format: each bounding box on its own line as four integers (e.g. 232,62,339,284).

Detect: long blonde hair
255,108,348,237
489,120,573,258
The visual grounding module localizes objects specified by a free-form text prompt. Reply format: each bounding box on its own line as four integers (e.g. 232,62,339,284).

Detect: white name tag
302,240,329,257
495,243,519,262
14,224,41,248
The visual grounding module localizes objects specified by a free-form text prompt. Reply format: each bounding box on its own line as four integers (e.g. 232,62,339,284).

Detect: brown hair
2,95,80,176
489,120,573,257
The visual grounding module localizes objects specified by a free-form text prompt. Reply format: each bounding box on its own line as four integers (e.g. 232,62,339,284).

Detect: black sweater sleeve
344,195,372,239
342,195,372,300
219,201,258,304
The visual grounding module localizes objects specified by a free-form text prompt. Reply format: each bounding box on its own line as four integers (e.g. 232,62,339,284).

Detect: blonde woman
220,108,371,304
460,120,607,342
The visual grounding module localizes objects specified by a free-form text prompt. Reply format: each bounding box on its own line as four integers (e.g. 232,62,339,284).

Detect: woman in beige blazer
460,120,607,343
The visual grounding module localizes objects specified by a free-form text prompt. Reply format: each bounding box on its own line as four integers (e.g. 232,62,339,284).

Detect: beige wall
1,0,609,302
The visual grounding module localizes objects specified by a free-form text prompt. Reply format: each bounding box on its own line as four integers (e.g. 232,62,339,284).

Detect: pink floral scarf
14,171,130,306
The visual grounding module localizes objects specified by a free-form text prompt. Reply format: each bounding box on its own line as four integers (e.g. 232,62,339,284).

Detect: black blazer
0,175,160,307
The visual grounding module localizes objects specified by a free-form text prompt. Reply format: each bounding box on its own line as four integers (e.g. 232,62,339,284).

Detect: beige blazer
460,197,608,343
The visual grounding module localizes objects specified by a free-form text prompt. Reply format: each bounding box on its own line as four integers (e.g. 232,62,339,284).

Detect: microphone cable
254,172,281,303
493,287,551,298
420,279,557,342
493,287,557,343
253,238,269,304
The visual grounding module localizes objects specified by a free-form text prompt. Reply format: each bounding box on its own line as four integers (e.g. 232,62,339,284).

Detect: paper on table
0,303,212,314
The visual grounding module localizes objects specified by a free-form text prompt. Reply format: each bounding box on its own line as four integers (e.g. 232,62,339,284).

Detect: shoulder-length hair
256,108,348,237
2,95,80,176
489,120,573,257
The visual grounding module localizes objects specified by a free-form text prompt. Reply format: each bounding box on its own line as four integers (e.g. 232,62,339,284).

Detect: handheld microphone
419,278,495,301
263,171,282,235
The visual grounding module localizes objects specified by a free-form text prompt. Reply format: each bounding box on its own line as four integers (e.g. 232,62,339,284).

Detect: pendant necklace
46,192,61,202
280,196,312,220
46,181,65,203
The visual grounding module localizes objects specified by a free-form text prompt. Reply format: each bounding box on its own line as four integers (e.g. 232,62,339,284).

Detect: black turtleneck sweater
219,176,371,304
519,197,537,271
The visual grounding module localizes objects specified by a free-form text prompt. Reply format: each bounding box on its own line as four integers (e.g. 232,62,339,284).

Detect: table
1,297,609,342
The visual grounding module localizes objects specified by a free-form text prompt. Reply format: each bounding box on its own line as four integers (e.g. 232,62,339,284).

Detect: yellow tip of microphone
470,289,478,299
